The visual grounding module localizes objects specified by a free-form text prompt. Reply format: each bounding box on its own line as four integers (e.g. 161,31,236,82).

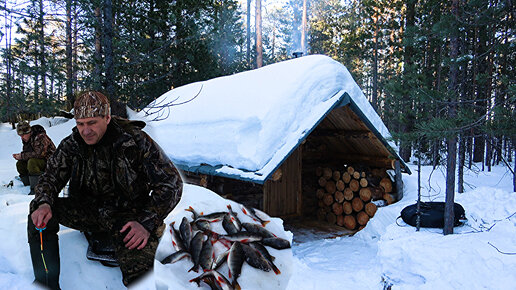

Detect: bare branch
143,84,204,122
488,242,516,255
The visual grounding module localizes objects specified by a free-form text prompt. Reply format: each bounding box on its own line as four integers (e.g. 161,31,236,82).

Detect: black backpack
400,202,466,228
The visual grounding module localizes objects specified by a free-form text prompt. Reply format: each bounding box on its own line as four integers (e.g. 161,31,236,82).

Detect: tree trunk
473,136,485,164
104,0,115,99
399,0,416,163
39,0,47,99
5,11,15,128
103,0,125,117
486,136,492,172
444,0,460,236
458,134,465,193
66,0,73,109
247,0,251,66
72,1,78,95
467,131,473,169
513,143,515,192
93,6,103,91
372,12,379,112
255,0,262,68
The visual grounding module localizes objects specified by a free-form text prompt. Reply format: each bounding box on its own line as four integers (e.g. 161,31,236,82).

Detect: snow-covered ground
0,118,515,289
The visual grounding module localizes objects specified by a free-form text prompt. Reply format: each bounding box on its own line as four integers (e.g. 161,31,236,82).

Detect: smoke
289,0,309,55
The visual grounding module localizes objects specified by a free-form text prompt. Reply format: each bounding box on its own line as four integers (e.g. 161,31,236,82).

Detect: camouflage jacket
31,117,183,233
21,125,56,161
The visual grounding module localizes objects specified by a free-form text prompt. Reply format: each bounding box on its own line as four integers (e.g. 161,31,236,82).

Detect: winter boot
29,234,61,290
19,175,30,186
28,174,40,195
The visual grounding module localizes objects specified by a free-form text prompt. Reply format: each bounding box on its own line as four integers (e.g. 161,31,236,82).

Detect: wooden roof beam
310,129,375,139
303,152,396,169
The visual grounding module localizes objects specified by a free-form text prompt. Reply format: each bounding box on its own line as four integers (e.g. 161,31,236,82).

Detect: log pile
315,165,394,231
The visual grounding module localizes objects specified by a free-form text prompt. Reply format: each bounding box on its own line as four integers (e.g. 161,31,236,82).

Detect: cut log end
359,188,372,202
383,193,394,205
357,211,370,226
332,170,341,181
325,180,336,194
359,178,368,188
323,167,333,180
343,188,354,201
335,191,345,203
349,179,360,192
365,202,377,217
380,177,393,193
332,203,343,215
352,197,364,212
343,201,353,215
323,194,334,206
343,215,356,230
336,180,345,191
342,172,351,184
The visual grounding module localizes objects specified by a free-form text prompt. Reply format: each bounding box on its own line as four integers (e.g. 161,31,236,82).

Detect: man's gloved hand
120,221,150,250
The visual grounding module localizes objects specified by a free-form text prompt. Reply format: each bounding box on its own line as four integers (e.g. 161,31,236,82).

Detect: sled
84,232,119,267
400,202,466,228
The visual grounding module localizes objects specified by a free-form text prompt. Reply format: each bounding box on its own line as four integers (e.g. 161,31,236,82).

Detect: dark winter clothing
19,125,56,161
28,117,183,286
16,124,56,195
16,125,56,177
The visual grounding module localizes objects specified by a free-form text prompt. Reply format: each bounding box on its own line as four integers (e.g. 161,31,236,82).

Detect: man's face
20,133,31,142
76,115,111,145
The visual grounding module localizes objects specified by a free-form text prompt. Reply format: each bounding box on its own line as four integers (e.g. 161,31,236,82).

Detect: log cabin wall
182,172,264,210
263,146,302,217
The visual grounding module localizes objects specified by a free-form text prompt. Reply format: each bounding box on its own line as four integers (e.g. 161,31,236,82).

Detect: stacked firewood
315,165,395,231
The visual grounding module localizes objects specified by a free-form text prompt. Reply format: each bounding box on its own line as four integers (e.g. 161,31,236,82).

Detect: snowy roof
138,55,408,183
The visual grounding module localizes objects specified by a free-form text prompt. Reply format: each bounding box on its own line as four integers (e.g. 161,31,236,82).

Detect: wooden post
394,160,403,201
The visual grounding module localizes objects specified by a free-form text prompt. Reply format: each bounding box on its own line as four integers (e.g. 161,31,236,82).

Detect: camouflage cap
16,121,31,135
74,91,111,119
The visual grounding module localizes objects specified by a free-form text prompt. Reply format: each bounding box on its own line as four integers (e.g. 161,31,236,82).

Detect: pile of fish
158,204,291,290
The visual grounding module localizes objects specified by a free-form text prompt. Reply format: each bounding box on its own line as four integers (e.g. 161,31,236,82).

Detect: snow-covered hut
140,55,410,221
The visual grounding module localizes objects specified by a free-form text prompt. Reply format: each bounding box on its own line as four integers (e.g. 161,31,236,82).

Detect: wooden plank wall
263,146,302,217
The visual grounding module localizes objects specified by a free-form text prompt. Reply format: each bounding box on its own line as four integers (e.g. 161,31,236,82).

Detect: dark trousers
28,197,163,286
17,158,46,175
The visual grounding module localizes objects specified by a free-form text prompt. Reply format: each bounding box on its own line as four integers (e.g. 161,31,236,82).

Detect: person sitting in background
12,121,56,195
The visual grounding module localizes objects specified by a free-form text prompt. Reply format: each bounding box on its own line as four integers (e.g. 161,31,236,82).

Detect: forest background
0,0,514,233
